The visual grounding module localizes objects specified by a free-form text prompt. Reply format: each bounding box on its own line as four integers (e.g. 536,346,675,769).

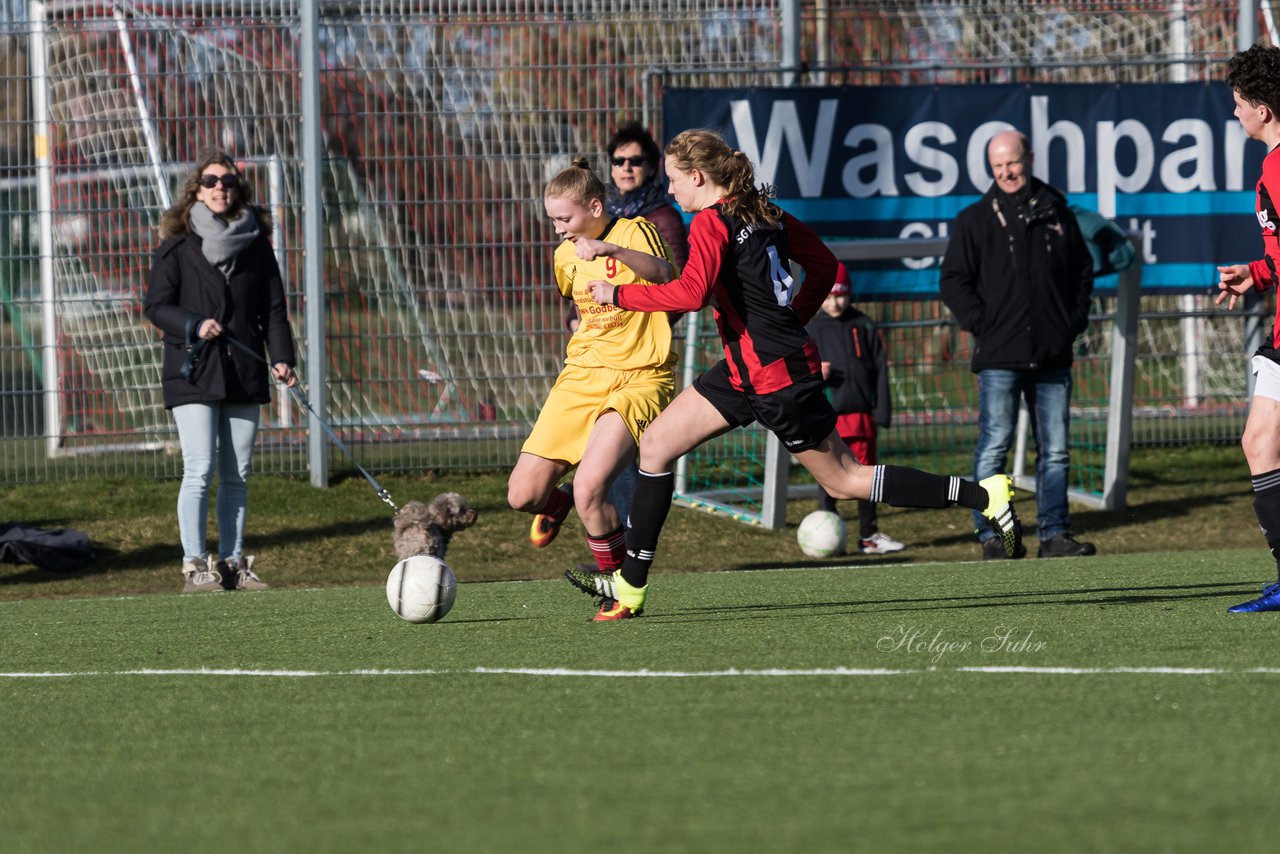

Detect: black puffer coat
143,230,295,409
939,178,1094,372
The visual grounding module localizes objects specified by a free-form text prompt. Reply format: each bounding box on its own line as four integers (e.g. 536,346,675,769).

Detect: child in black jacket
805,264,904,554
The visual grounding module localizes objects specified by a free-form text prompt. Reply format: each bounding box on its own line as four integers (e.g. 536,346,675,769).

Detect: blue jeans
971,368,1072,542
172,402,261,562
608,459,639,527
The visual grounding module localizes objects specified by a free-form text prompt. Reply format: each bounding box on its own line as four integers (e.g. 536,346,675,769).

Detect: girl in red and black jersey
1216,44,1280,612
567,129,1024,621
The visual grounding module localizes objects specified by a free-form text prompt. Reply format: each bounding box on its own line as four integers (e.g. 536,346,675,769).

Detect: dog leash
183,329,399,512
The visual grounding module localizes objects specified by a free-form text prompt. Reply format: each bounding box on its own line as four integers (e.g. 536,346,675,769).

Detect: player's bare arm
575,237,673,284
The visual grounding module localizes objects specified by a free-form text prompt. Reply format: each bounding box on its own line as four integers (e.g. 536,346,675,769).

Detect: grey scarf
188,202,260,277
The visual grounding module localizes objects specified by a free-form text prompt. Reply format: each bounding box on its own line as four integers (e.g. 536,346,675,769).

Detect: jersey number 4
767,246,796,306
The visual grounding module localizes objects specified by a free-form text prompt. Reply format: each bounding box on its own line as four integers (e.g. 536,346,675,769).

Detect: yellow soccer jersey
554,216,678,371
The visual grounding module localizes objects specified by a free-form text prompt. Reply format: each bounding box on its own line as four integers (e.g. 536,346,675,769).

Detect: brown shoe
223,555,269,591
182,556,223,593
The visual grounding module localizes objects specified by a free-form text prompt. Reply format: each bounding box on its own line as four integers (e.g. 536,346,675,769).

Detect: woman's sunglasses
610,155,647,168
198,173,241,189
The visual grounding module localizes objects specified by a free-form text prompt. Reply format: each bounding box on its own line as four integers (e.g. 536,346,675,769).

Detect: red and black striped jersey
1248,145,1280,350
613,202,838,394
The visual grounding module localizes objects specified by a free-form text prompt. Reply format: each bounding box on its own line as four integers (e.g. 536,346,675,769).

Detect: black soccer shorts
692,360,837,453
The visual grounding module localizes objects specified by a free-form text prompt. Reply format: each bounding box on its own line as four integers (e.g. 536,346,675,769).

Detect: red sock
587,527,627,572
537,486,571,521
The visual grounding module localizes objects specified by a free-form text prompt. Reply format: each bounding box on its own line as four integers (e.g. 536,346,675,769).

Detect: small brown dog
392,492,479,562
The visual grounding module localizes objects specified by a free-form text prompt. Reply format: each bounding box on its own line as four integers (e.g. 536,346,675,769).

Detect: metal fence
0,0,1266,487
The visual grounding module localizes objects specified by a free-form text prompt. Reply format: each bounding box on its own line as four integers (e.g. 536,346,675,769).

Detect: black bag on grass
0,522,95,572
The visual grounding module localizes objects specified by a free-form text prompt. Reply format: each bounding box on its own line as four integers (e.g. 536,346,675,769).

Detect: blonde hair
158,148,272,240
664,129,780,228
544,156,607,206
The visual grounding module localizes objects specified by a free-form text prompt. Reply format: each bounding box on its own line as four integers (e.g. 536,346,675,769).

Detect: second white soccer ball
386,554,457,624
797,510,847,558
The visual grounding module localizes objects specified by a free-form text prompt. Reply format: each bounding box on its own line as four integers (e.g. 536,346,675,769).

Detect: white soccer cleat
859,532,906,554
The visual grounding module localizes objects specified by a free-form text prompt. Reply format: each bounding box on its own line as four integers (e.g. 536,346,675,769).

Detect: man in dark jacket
940,129,1096,560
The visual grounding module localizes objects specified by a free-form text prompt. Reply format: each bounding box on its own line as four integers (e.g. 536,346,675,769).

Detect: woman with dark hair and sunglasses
143,148,297,593
566,123,688,332
606,121,688,269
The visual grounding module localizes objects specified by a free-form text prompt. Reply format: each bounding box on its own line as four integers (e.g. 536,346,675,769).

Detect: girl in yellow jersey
507,157,678,577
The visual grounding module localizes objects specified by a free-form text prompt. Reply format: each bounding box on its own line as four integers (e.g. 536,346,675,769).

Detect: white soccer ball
386,555,457,624
797,510,847,558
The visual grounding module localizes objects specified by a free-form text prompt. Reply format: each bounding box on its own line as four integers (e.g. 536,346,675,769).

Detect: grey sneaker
220,555,269,591
182,556,223,593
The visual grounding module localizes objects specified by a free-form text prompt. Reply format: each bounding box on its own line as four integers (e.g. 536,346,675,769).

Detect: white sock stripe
870,465,885,502
589,541,623,554
638,469,672,479
1254,471,1280,491
948,477,960,502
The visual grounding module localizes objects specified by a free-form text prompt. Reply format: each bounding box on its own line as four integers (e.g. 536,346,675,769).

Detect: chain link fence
0,0,1265,486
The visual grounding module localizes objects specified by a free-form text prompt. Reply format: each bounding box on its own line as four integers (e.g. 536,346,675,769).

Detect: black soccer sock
870,465,985,511
817,486,837,514
858,499,878,540
619,469,675,589
1251,468,1280,580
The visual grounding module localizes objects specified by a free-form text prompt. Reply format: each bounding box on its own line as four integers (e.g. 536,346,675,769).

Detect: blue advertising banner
663,84,1265,296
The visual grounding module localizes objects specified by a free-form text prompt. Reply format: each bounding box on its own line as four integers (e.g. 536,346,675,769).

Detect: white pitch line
3,665,1280,679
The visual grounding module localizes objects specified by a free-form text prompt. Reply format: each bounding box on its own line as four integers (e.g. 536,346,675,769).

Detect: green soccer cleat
978,474,1023,559
565,566,617,600
566,568,646,620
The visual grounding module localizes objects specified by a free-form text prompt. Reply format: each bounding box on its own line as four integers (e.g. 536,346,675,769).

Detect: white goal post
676,234,1142,530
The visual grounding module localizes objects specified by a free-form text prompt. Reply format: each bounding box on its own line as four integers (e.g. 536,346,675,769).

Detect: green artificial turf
0,444,1262,599
3,549,1278,853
